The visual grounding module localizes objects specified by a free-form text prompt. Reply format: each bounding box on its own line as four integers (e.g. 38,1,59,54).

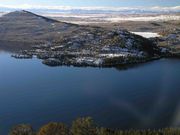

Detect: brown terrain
0,10,179,67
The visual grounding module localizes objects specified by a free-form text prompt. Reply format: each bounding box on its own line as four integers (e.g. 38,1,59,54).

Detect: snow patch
99,53,126,58
130,32,161,38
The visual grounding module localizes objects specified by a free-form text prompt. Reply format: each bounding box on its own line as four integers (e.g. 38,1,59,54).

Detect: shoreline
11,51,179,68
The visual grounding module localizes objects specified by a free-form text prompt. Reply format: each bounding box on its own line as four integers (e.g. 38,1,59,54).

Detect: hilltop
0,10,164,67
0,10,78,48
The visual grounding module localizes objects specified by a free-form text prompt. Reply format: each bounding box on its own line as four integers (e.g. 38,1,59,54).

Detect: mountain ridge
0,10,78,47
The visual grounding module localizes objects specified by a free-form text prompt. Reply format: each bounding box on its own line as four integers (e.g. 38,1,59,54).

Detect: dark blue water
0,52,180,134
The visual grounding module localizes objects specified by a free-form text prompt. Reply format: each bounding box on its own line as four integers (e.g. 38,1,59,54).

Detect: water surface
0,52,180,134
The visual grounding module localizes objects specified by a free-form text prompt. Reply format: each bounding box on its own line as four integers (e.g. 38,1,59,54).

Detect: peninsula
0,10,178,67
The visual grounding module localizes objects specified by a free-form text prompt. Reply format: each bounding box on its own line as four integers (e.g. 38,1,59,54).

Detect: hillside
0,10,78,47
0,10,163,66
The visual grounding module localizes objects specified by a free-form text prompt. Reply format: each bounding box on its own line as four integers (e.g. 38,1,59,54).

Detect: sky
0,0,179,12
0,0,179,7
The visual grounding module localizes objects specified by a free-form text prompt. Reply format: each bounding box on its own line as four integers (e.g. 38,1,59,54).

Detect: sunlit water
0,52,180,134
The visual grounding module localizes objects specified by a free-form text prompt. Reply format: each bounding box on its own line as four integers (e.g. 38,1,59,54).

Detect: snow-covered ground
99,53,126,58
1,11,179,24
130,32,161,38
43,13,108,18
105,15,180,22
44,13,180,24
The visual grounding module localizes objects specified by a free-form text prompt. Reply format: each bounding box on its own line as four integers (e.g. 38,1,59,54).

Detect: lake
0,52,180,134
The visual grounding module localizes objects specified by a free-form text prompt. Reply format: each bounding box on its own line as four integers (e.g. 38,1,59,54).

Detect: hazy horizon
0,0,179,7
0,0,179,13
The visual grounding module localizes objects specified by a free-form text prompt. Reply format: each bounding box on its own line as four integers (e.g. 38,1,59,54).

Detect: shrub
71,117,97,135
97,128,118,135
37,122,69,135
9,124,34,135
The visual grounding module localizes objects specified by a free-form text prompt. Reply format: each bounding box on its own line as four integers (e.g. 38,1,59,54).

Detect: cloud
0,4,180,12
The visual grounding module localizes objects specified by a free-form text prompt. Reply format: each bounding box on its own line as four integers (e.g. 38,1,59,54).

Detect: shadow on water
114,62,154,71
115,57,180,71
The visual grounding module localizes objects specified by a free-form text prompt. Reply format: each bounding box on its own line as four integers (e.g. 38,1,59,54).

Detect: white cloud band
0,4,180,12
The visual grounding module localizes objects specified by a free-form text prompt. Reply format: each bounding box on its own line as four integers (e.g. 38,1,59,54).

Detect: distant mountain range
0,5,180,14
